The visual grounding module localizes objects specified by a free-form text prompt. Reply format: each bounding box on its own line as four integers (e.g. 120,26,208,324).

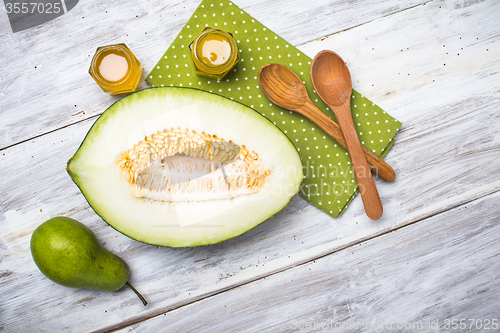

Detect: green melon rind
67,87,303,247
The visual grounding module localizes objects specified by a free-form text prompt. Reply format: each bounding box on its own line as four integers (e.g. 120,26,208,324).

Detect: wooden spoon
311,50,383,220
258,63,395,183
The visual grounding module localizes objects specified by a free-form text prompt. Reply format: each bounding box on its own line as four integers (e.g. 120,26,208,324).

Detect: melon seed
117,128,271,202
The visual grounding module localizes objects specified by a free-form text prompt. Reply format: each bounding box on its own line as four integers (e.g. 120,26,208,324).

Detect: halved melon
67,87,303,247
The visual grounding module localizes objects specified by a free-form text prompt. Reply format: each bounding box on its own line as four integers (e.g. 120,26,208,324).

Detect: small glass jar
89,43,143,94
189,28,239,80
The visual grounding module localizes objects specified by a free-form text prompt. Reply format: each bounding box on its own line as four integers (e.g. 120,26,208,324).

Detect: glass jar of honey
189,28,239,80
89,43,143,94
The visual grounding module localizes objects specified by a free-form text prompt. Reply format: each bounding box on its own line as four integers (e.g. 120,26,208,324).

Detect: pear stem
126,281,147,306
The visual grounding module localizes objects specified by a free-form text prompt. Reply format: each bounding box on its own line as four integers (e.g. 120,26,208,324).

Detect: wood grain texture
311,50,383,220
300,0,500,124
258,63,396,182
0,0,427,150
331,102,384,220
297,99,396,183
115,190,500,333
1,0,500,332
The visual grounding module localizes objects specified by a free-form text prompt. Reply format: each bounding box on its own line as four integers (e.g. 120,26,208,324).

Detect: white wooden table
1,0,499,332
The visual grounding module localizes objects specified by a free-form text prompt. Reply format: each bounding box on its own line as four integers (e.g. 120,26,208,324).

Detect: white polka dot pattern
146,0,402,218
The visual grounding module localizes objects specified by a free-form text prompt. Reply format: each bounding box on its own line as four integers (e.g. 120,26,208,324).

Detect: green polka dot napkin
146,0,402,218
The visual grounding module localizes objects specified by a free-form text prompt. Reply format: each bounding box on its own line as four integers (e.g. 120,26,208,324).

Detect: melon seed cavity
117,128,272,202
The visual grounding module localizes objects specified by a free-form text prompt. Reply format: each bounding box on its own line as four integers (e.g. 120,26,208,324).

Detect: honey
89,44,143,94
189,28,239,80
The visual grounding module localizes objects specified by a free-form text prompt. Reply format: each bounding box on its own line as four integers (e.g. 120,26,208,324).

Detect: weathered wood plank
301,0,500,125
1,0,500,332
114,190,500,333
0,0,427,149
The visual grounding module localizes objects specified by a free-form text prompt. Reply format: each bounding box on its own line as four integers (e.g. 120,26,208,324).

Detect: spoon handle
333,102,383,220
298,99,395,182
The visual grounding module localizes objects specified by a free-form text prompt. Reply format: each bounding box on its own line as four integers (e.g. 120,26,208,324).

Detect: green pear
31,216,146,304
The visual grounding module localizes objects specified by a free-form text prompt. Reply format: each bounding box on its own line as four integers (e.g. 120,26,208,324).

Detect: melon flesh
67,87,303,247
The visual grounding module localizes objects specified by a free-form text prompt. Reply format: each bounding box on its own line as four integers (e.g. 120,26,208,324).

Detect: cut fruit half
67,87,303,247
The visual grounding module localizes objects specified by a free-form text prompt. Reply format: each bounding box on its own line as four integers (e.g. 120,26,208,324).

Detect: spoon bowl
311,50,383,220
258,63,395,183
258,63,309,110
311,52,352,106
